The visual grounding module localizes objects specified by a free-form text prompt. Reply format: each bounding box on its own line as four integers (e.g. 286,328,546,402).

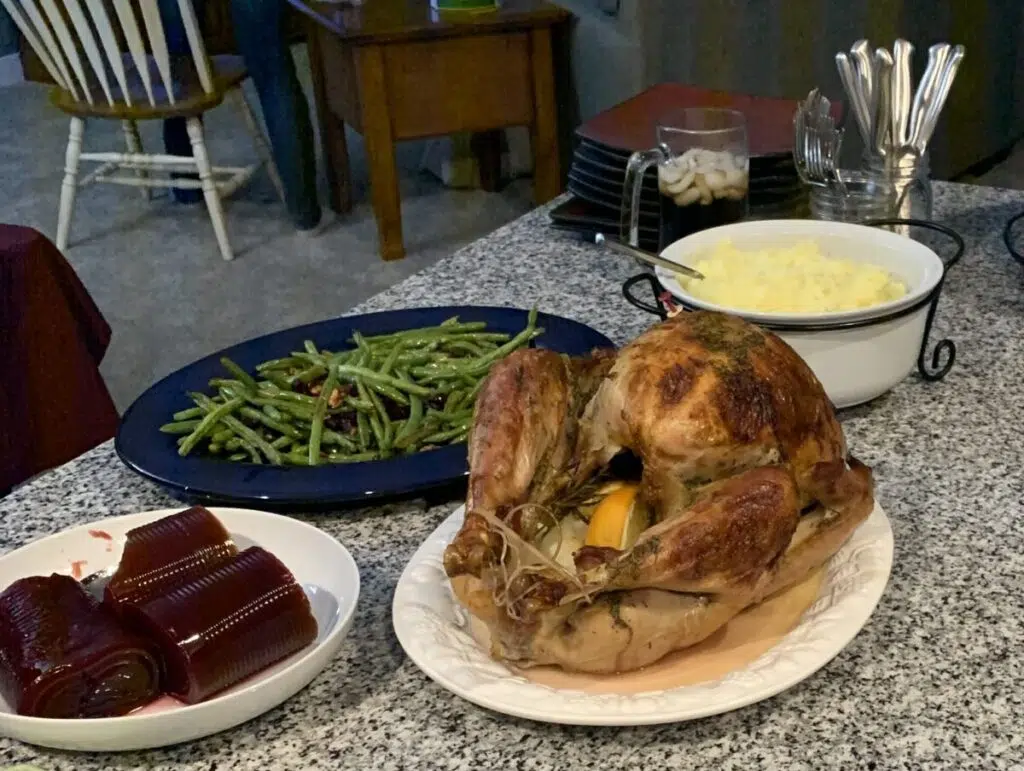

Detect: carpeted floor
0,69,534,412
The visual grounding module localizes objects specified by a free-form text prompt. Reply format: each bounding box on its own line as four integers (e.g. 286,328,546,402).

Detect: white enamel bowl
0,507,360,752
653,219,946,408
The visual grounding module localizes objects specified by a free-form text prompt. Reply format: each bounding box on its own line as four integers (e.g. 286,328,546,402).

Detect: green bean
209,377,246,392
380,342,403,376
160,419,200,434
390,331,510,347
390,351,437,367
421,424,471,445
270,435,292,450
256,355,304,371
467,376,487,402
239,406,302,438
441,340,488,357
260,372,293,391
303,340,319,356
192,394,281,464
219,357,257,391
227,452,248,461
343,396,374,413
290,352,325,366
222,435,261,462
216,386,246,405
361,322,488,343
335,365,432,396
172,406,204,421
179,396,244,456
262,403,286,422
211,428,234,444
352,330,372,356
426,408,473,425
257,388,318,406
207,442,222,454
395,394,423,444
443,389,465,414
308,359,339,465
420,325,542,381
322,428,357,451
253,398,315,422
328,451,380,463
356,412,370,451
292,364,327,385
365,380,409,406
364,385,393,451
367,412,387,451
393,418,442,451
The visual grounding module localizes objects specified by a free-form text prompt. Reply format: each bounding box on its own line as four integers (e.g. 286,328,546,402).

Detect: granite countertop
2,182,1024,770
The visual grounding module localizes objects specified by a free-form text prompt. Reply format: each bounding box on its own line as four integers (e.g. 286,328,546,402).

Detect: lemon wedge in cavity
585,484,647,550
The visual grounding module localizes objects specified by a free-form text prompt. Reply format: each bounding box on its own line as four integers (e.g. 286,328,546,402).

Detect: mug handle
620,148,666,248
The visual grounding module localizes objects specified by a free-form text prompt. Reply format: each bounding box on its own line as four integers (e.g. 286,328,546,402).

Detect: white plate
393,503,893,725
0,507,360,751
653,219,944,327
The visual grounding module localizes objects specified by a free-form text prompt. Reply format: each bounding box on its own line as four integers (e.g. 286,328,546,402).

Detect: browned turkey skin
443,311,874,674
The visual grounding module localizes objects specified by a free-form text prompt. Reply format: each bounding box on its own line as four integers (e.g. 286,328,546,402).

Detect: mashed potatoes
677,239,907,314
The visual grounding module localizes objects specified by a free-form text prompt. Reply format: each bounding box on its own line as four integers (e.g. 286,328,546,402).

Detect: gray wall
0,7,18,57
558,0,1024,179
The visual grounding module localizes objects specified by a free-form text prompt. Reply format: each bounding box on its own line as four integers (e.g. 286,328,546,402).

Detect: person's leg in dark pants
228,0,320,229
158,0,202,204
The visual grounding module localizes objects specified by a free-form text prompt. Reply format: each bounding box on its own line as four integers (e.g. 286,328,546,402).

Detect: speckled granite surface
2,182,1024,770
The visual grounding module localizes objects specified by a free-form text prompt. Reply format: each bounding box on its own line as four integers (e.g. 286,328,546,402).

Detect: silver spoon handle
594,233,705,280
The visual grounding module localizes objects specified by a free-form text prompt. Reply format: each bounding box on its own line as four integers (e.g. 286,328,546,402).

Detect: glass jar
863,151,933,227
808,172,895,223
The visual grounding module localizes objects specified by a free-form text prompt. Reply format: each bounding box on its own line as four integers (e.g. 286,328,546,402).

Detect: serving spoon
594,233,705,280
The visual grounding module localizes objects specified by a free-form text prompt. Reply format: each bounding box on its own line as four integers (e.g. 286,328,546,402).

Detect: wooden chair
0,0,285,260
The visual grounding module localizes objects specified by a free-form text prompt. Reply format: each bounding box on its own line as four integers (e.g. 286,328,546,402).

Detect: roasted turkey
443,311,874,674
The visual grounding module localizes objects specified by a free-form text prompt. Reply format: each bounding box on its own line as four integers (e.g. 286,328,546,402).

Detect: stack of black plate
552,136,808,251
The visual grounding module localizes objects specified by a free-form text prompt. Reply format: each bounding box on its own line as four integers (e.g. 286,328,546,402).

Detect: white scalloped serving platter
393,503,893,725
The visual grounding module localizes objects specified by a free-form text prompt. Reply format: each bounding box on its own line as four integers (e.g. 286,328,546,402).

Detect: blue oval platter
115,306,614,508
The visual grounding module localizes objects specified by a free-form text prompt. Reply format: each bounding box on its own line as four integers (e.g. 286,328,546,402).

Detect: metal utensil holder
621,218,964,383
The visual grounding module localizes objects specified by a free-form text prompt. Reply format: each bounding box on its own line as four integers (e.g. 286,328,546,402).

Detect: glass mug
621,108,750,251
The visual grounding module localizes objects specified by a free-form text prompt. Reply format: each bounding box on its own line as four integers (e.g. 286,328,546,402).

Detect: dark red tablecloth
0,225,118,492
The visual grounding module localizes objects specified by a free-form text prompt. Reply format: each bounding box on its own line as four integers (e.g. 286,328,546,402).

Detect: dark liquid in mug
659,193,749,248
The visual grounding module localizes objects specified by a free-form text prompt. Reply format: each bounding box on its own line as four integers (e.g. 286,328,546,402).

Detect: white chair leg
186,116,233,261
121,120,151,200
231,88,286,205
56,117,85,252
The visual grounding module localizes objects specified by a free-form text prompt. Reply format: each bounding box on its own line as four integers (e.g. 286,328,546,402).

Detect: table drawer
382,32,534,139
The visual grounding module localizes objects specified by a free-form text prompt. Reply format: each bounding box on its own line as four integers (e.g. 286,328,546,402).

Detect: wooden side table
289,0,569,260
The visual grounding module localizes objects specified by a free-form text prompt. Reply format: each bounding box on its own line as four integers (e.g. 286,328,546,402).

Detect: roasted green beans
162,310,543,465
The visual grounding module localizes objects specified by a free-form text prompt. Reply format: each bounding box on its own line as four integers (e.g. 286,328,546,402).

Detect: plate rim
114,306,614,506
0,506,360,747
392,502,894,726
